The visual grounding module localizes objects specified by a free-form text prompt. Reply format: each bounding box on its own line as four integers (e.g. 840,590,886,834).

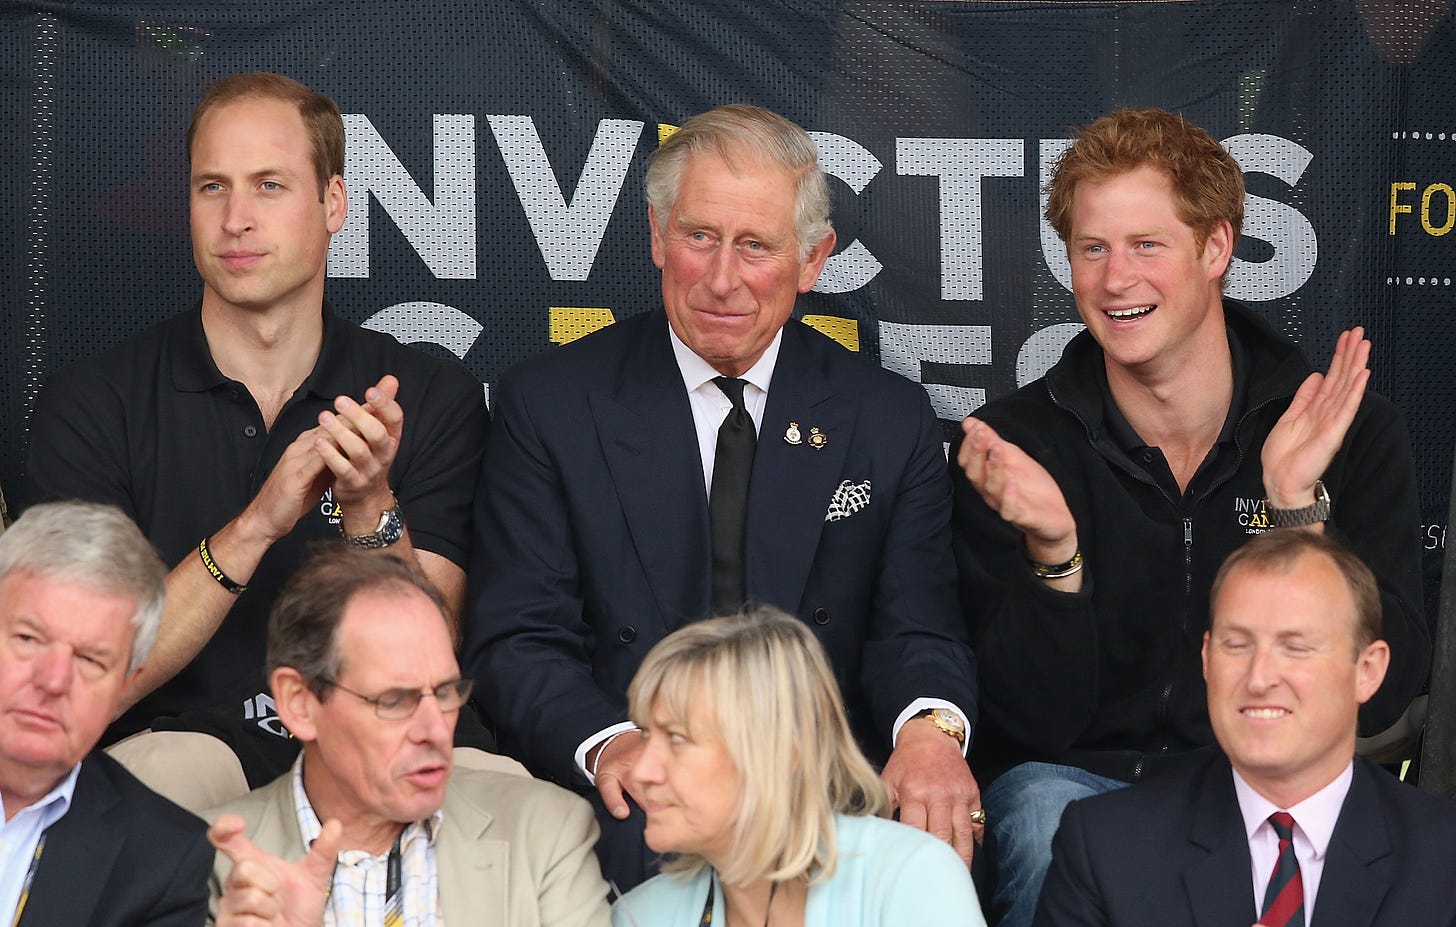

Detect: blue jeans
983,762,1127,927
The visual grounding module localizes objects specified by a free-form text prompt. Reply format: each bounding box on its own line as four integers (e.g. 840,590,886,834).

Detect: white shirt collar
1232,760,1353,860
0,762,80,825
290,753,443,849
667,324,782,397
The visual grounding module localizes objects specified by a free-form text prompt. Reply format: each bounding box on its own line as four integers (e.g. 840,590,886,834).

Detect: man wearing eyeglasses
204,547,610,927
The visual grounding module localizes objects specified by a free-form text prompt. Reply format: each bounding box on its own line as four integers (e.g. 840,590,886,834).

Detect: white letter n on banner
332,114,477,279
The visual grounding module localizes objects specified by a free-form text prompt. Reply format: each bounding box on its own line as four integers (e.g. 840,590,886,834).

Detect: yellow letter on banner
549,307,617,345
801,315,860,352
1389,182,1416,235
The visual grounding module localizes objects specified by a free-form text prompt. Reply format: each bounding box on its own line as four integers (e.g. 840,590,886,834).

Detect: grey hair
0,501,166,674
644,104,833,261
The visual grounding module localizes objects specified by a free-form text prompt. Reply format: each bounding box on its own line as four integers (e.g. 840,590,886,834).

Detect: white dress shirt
668,325,778,495
1233,761,1353,919
291,757,443,927
0,764,80,924
576,324,967,778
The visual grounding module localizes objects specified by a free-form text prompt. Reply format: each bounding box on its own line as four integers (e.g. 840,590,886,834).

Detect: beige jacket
207,766,611,927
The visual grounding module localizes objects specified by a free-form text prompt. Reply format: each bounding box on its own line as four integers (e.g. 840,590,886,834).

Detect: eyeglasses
318,675,475,720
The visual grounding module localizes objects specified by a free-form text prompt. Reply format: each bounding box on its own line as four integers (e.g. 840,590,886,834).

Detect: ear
324,175,348,235
648,205,668,270
1201,630,1212,681
115,664,145,717
796,228,838,293
1354,639,1391,705
1201,220,1234,281
271,667,321,742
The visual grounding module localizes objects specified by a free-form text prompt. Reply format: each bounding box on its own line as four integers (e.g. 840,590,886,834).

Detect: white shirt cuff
575,721,641,785
893,698,971,757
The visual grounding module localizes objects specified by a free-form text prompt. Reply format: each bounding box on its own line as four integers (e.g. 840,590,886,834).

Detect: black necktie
709,376,754,612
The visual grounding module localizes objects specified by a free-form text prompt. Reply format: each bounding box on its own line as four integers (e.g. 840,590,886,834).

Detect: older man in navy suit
466,104,980,889
0,502,210,926
1035,530,1456,927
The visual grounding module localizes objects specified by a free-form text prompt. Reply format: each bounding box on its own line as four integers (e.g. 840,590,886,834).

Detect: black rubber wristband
198,536,247,595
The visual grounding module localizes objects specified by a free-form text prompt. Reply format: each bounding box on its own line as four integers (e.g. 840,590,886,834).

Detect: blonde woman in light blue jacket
611,608,986,927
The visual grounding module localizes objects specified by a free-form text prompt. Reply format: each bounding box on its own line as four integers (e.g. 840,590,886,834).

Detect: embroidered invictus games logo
318,487,342,527
1232,496,1272,534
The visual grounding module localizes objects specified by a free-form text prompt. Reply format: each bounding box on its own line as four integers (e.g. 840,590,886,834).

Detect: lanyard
11,833,45,927
698,875,777,927
323,831,405,926
699,879,714,927
382,832,403,927
386,832,402,901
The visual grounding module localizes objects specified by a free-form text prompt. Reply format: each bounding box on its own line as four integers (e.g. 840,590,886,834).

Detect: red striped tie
1259,811,1304,927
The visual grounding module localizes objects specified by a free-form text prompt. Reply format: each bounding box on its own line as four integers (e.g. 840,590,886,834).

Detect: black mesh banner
2,0,1452,612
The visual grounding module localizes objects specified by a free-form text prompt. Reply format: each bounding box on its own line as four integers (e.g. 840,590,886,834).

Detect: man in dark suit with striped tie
1035,530,1456,927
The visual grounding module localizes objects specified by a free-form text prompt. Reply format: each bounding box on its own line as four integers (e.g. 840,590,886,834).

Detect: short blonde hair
627,608,887,887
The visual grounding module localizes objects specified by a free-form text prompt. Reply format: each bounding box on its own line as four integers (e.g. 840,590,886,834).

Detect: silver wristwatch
1265,480,1331,528
340,504,405,549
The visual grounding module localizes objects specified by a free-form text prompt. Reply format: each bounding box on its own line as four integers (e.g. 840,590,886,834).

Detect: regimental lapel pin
808,427,827,450
784,422,803,445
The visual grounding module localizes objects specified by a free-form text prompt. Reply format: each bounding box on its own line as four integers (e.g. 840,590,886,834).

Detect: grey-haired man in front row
0,501,211,925
207,546,610,927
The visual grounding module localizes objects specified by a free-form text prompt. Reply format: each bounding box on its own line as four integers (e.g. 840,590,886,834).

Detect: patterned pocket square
824,479,872,522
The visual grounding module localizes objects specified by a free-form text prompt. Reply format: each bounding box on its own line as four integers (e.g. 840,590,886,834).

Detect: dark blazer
18,751,211,927
467,310,976,777
1035,752,1456,927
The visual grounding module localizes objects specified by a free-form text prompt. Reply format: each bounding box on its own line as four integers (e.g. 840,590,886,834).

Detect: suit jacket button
618,626,637,643
812,608,831,625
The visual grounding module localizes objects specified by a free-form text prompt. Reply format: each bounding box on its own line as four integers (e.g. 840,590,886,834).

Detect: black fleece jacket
951,300,1428,785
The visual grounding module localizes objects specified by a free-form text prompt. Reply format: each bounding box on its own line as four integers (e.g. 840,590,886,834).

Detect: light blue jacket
611,814,986,926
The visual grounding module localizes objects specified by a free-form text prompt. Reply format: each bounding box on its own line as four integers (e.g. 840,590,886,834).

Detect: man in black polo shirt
22,72,485,789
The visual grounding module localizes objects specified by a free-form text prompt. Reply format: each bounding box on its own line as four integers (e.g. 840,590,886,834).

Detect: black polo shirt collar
171,302,357,404
1100,326,1250,499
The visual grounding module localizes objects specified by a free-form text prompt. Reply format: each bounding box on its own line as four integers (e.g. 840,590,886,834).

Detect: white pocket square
825,479,871,522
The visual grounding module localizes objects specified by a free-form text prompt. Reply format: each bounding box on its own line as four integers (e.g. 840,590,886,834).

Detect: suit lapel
1307,761,1393,927
747,322,854,611
590,312,711,624
255,772,308,859
1183,759,1260,927
436,782,505,923
19,758,121,927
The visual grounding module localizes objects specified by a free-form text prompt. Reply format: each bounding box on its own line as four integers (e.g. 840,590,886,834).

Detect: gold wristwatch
915,708,967,746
